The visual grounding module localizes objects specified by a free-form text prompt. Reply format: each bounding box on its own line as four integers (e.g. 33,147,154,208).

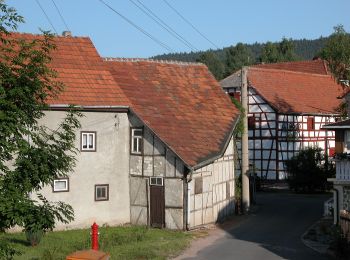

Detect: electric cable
98,0,174,52
129,0,198,52
51,0,70,32
162,0,219,49
35,0,58,34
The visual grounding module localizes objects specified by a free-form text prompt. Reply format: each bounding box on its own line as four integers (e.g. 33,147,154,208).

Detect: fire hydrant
91,222,99,250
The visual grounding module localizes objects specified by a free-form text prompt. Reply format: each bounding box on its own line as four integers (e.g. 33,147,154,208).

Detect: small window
307,117,315,131
95,184,109,201
131,128,143,154
194,177,203,194
149,177,163,186
53,178,69,192
81,132,96,151
248,116,255,129
228,92,241,101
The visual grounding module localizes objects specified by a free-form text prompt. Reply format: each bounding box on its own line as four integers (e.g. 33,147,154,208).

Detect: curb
301,218,335,258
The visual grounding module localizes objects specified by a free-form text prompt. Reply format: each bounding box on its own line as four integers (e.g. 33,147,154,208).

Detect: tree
0,0,81,238
285,147,334,193
260,38,298,63
320,25,350,83
224,43,254,76
196,51,224,80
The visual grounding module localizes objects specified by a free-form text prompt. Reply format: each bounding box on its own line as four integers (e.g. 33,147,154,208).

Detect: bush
285,147,335,193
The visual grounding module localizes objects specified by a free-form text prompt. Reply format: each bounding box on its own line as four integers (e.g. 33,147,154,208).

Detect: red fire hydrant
91,222,99,251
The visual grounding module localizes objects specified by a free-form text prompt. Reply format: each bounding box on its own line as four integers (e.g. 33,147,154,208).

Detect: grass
0,225,196,260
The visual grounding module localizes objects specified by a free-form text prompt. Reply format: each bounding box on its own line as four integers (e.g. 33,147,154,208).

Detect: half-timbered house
6,33,240,230
221,60,344,180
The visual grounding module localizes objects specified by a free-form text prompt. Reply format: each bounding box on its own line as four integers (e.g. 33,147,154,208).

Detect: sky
6,0,350,58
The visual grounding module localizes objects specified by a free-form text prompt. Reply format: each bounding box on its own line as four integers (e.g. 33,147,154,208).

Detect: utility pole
241,66,250,213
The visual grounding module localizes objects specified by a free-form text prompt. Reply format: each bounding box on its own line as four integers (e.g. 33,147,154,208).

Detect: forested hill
151,36,329,64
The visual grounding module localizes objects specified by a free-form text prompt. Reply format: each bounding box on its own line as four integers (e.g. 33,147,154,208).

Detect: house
322,119,350,225
220,60,344,180
11,33,240,230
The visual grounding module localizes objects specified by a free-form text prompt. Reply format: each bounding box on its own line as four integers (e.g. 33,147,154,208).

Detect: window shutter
335,130,344,154
307,117,315,131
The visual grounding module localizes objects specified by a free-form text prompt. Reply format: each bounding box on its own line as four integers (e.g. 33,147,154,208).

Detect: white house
12,33,241,230
220,60,343,180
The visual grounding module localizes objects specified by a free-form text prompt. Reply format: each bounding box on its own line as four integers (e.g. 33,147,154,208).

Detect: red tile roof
248,67,343,114
7,33,130,106
105,59,239,167
6,33,239,168
253,59,330,75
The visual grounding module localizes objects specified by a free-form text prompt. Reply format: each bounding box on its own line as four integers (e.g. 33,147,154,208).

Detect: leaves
0,2,80,235
320,25,350,83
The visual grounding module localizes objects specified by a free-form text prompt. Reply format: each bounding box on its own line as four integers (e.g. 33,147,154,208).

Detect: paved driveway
177,192,331,260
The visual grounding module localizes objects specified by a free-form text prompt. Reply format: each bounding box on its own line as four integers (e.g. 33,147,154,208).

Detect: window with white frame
131,128,143,154
53,178,69,192
81,132,96,151
95,184,109,201
149,177,163,186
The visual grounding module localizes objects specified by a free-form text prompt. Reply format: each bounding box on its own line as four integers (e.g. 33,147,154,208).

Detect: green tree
320,25,350,83
0,0,81,238
197,51,224,80
224,43,254,76
285,147,334,193
260,38,298,63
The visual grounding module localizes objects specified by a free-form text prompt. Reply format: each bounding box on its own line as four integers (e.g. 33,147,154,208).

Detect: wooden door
150,185,165,228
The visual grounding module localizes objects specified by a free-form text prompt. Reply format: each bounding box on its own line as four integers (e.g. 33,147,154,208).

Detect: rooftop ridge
8,31,90,39
248,66,335,78
103,57,204,66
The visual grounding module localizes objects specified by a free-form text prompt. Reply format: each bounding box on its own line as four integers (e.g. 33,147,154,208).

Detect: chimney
62,31,72,37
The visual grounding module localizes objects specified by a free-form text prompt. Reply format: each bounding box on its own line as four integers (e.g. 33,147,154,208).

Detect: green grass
0,225,195,260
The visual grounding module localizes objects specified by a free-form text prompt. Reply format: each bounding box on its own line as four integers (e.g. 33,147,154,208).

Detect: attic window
307,117,315,131
131,128,143,154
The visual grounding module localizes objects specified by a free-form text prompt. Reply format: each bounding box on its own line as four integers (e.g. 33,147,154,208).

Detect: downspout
183,168,192,231
331,188,339,225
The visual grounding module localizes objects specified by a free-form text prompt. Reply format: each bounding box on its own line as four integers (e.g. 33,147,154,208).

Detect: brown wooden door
150,185,165,228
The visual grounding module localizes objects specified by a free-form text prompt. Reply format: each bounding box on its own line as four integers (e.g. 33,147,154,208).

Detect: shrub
285,147,335,193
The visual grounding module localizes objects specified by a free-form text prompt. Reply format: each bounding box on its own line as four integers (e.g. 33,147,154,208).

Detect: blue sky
6,0,350,58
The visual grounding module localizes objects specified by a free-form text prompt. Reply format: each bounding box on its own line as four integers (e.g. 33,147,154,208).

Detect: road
178,192,331,260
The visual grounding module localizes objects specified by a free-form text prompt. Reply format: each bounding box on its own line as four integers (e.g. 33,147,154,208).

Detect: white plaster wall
37,111,130,230
189,137,235,228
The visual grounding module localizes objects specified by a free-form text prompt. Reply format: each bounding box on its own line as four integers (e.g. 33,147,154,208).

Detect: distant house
10,33,240,230
322,119,350,224
220,60,343,180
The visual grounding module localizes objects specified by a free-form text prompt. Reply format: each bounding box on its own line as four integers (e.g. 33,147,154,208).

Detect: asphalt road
182,192,331,260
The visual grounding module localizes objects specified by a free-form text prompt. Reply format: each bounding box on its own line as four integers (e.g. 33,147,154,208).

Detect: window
81,132,96,151
53,178,69,192
194,177,203,194
95,184,109,201
248,116,255,129
307,117,315,131
131,128,143,154
149,177,163,186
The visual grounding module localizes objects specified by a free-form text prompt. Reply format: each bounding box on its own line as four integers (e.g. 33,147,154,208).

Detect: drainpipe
241,67,250,213
183,168,191,231
332,188,339,225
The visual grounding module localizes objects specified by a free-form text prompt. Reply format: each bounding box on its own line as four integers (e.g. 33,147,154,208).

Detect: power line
34,0,58,34
98,0,174,52
162,0,219,49
129,0,198,52
51,0,70,32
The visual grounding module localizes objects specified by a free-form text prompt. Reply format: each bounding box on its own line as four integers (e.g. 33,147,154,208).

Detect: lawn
0,225,197,260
